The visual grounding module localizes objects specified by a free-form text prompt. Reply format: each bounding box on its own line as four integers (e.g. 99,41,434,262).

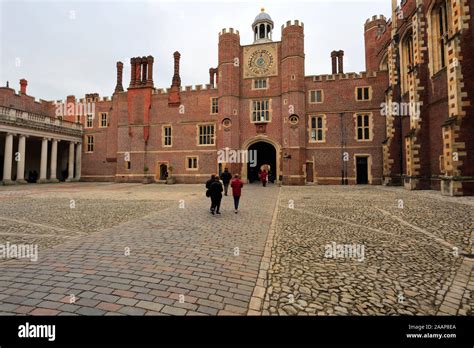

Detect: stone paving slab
259,186,473,316
0,183,280,315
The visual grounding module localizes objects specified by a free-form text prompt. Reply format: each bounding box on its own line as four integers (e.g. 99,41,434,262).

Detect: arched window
400,29,414,94
259,24,265,39
429,0,450,74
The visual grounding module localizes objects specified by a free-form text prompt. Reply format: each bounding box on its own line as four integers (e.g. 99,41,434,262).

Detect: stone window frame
210,97,219,115
308,114,327,143
86,135,94,153
197,123,216,146
99,112,108,128
250,99,272,123
309,89,324,104
85,114,94,129
185,156,199,171
354,112,373,142
355,86,372,102
252,78,269,90
427,0,451,76
400,28,414,94
162,125,172,147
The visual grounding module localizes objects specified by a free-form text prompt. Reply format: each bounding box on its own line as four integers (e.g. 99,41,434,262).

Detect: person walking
209,176,223,215
220,168,232,196
205,174,216,212
260,170,268,187
230,174,244,214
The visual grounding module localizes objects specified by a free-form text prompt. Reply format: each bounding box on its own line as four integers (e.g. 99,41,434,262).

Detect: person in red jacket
230,174,244,214
259,170,268,187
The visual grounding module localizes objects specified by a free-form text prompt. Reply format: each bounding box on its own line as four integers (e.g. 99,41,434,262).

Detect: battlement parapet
281,20,304,30
219,28,240,36
308,71,379,82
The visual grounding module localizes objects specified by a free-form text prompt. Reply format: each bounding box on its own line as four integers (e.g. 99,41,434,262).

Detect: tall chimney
168,51,182,106
146,55,154,86
338,50,344,74
172,51,181,87
130,58,136,87
209,68,215,87
331,51,338,74
20,79,27,94
115,62,124,93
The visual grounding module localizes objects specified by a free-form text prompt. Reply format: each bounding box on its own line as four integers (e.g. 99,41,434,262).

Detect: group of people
205,168,243,215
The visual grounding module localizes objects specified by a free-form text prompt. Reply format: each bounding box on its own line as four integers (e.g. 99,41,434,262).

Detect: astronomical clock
243,43,278,79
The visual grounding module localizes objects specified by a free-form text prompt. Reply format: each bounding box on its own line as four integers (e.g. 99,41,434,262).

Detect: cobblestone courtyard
0,183,472,316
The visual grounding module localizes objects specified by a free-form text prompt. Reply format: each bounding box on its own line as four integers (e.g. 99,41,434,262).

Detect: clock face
243,43,278,79
248,49,274,76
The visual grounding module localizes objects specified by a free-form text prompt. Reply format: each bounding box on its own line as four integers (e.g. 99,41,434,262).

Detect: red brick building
1,3,473,195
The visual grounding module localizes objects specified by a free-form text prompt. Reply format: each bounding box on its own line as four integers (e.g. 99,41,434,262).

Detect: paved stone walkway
0,183,280,315
257,186,473,316
0,183,472,316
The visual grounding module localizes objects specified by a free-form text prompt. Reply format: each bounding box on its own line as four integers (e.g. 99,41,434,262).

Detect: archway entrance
247,141,276,183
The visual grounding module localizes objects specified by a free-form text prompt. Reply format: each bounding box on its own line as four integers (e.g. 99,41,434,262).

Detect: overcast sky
0,0,391,101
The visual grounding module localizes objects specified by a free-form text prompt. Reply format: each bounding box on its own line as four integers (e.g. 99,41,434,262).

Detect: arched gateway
241,137,281,184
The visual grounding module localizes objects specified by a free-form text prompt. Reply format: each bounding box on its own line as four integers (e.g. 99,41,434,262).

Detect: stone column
16,135,27,184
75,142,82,181
66,142,75,182
2,133,14,185
50,139,59,183
38,137,49,183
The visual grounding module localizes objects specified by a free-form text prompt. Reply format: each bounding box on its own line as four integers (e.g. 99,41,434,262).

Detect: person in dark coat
209,176,223,215
220,168,232,196
205,174,216,212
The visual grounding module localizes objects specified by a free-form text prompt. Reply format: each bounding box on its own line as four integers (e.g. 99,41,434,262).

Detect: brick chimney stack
337,50,344,74
172,51,181,87
115,61,124,93
331,51,338,74
20,79,27,94
168,51,182,106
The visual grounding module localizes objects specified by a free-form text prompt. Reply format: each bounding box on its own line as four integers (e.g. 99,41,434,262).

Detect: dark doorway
159,164,168,180
247,142,276,183
356,156,369,184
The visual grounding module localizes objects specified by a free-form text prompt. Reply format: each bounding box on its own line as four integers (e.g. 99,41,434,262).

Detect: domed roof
253,8,273,26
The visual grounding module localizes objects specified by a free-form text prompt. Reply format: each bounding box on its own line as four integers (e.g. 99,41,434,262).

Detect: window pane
357,128,363,140
357,88,363,100
364,115,369,126
364,88,369,100
311,117,316,129
317,130,323,141
316,90,321,102
357,115,362,127
364,128,370,139
317,117,322,128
